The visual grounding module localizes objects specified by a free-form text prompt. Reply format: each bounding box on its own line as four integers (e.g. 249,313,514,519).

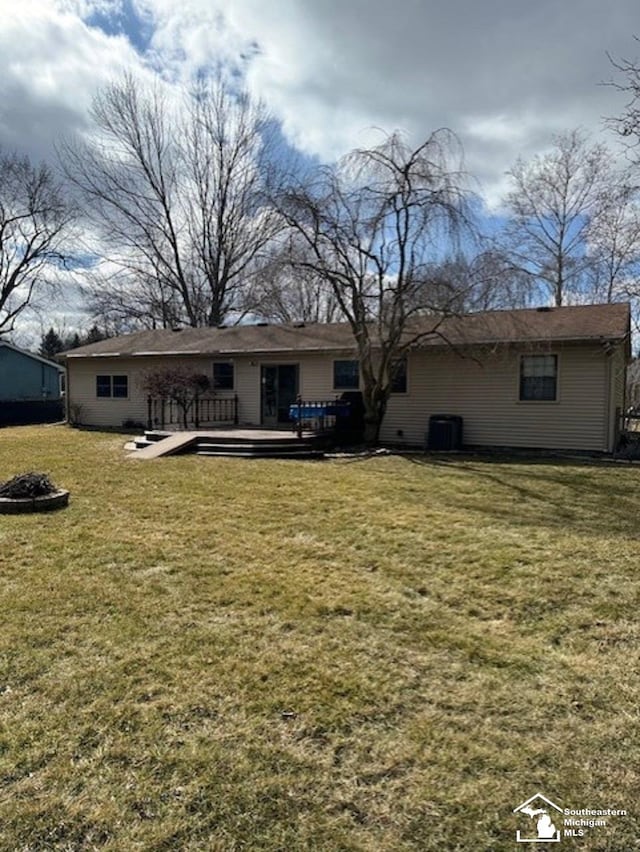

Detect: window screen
520,355,557,401
213,362,234,390
333,360,359,390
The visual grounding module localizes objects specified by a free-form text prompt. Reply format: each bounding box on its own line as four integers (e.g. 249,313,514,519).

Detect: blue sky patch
86,0,153,54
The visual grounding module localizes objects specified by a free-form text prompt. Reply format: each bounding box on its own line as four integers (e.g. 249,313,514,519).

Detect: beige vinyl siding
68,341,621,452
298,352,357,398
67,352,354,429
68,356,215,428
381,342,614,452
233,352,356,423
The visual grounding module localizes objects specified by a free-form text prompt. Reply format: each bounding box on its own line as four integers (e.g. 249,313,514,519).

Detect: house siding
381,342,616,451
0,347,63,401
67,341,624,452
67,356,212,427
66,352,355,429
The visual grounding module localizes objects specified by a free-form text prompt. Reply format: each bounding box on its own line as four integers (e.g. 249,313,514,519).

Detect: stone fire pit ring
0,489,70,514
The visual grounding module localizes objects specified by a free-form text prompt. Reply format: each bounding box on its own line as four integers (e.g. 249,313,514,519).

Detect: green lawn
0,426,638,851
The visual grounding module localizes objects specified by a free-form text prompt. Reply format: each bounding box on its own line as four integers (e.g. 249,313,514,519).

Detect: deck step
143,431,171,443
131,428,333,460
192,436,317,447
134,438,154,449
195,447,324,459
195,441,318,451
143,430,327,446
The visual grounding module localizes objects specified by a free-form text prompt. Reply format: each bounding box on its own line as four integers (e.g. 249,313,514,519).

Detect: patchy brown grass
0,425,638,850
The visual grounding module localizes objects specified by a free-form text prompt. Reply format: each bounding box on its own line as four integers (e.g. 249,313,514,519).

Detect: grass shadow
398,450,640,539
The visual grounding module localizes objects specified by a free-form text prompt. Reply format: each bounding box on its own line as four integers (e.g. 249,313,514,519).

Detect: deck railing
147,394,238,430
289,395,351,439
620,410,640,434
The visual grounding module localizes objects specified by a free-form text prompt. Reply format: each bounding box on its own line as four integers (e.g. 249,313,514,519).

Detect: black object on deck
335,391,365,445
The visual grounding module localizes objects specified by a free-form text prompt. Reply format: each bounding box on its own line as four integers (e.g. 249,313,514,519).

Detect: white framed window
96,375,128,398
333,360,359,390
519,355,557,401
213,362,234,390
390,357,408,394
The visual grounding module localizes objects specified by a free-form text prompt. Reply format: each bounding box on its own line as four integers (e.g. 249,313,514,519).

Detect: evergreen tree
84,324,105,344
39,327,64,358
63,332,82,350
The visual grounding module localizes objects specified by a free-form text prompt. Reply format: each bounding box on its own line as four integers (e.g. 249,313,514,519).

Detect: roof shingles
62,303,630,359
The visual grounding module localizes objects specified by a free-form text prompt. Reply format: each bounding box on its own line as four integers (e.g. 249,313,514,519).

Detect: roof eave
66,344,358,358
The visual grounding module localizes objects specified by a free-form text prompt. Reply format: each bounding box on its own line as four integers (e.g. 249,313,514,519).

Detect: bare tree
250,241,342,324
277,130,473,443
141,368,210,429
464,249,532,310
61,73,283,329
415,248,532,314
182,81,285,325
501,129,611,307
0,150,74,335
600,50,640,311
84,265,185,331
585,181,640,303
606,42,640,150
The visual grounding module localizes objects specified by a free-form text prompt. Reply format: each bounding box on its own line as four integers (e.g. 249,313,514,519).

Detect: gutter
65,346,358,358
62,335,628,359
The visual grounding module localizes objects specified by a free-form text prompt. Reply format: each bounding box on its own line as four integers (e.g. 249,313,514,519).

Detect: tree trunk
363,414,380,446
362,386,388,446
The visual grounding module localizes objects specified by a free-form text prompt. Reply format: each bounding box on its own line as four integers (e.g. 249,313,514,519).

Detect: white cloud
1,0,640,339
0,1,147,162
123,0,635,201
1,0,636,191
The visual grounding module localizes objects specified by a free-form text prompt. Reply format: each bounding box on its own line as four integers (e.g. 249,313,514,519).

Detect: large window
96,375,128,398
213,362,234,391
390,358,408,394
333,360,359,390
519,355,557,401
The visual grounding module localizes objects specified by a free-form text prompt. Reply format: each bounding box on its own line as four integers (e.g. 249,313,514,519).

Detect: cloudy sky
3,0,640,197
2,0,640,340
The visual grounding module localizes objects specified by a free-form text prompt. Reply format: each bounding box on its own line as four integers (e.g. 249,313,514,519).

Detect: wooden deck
129,428,329,460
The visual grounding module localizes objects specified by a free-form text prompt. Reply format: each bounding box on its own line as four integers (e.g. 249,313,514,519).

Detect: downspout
62,357,70,424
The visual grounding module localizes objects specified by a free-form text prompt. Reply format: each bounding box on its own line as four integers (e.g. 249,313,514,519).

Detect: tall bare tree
83,265,185,331
277,130,472,443
415,248,532,314
501,129,611,307
61,74,283,329
585,181,640,303
464,249,533,310
607,43,640,147
602,49,640,313
0,150,74,336
250,241,342,324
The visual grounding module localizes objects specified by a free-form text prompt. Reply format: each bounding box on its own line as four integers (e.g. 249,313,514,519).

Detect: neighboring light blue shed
0,341,64,401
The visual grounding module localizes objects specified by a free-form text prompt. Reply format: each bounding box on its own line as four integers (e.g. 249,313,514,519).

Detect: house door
261,365,299,426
